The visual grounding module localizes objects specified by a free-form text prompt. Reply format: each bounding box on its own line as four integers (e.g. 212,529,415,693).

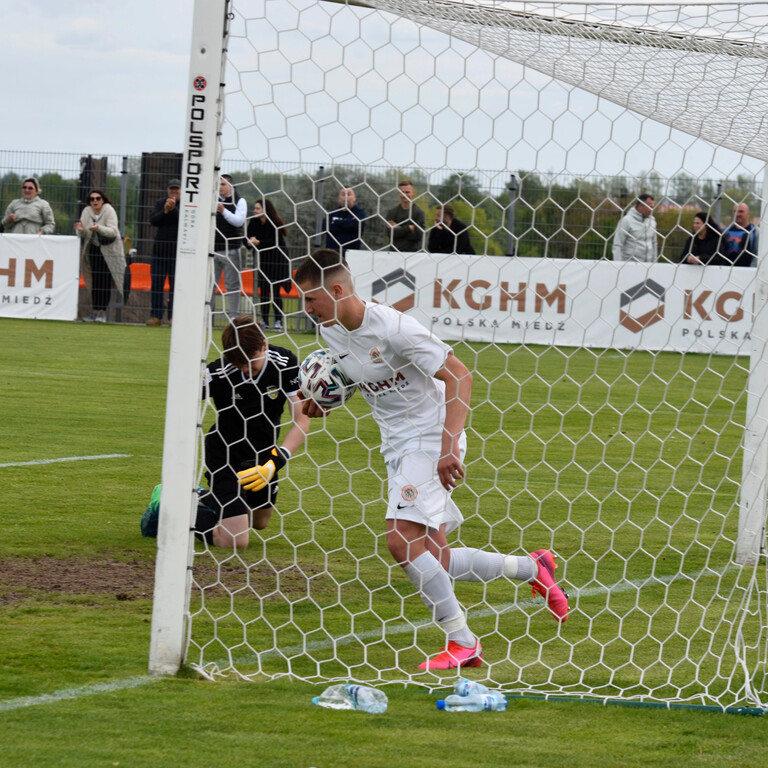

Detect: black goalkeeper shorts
203,457,280,520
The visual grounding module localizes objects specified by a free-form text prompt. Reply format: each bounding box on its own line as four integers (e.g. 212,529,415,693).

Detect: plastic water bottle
436,691,508,712
312,683,388,713
454,678,492,696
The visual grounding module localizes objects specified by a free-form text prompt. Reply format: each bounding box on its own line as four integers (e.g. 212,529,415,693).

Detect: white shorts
384,436,467,534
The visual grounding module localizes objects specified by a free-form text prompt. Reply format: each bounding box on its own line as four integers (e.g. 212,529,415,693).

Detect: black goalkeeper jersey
203,345,300,469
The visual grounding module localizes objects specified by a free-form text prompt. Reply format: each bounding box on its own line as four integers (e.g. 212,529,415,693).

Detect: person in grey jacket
612,193,658,262
2,177,55,235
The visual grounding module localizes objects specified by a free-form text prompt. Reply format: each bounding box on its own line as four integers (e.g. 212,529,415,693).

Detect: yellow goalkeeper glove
237,447,290,492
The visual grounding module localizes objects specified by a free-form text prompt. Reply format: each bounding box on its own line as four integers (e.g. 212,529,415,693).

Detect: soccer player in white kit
293,250,569,670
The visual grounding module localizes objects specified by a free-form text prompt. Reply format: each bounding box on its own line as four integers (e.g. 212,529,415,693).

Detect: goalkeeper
293,249,569,670
142,315,309,548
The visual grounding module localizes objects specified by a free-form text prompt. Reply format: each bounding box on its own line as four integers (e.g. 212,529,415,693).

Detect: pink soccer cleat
529,549,569,622
418,640,484,670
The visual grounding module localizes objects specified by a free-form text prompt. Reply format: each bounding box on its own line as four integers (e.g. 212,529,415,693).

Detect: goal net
150,0,768,712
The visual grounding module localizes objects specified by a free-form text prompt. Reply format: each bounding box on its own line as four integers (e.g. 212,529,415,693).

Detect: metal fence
1,149,760,324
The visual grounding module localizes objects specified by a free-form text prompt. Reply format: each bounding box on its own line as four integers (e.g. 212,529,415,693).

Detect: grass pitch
0,317,766,768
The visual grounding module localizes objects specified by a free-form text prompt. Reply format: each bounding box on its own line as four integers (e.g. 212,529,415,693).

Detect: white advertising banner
349,251,756,356
0,234,80,321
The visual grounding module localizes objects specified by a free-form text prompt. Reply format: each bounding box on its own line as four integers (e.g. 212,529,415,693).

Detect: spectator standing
612,193,658,262
721,203,758,267
325,187,366,255
247,199,290,331
146,178,181,326
212,174,247,317
74,189,126,323
427,203,475,255
2,177,55,235
679,211,723,266
386,179,425,252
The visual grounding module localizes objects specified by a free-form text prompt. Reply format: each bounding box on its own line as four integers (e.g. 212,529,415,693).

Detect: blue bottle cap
436,699,446,710
311,696,320,705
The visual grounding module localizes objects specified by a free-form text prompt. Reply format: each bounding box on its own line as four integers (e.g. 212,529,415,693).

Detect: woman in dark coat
247,199,290,330
679,211,724,266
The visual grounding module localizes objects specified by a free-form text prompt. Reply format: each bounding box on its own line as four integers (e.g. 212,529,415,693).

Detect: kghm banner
0,234,79,321
350,252,756,356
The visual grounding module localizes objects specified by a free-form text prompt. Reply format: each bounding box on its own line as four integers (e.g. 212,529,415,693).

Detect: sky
0,1,194,157
1,0,764,192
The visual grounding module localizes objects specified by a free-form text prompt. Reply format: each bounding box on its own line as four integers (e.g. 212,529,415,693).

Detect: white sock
448,548,537,583
503,555,537,582
403,551,475,648
448,547,504,581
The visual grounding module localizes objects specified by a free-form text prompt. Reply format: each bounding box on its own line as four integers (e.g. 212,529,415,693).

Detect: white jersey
320,302,453,461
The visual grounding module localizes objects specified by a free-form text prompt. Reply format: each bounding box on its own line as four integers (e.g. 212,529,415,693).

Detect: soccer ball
298,349,357,409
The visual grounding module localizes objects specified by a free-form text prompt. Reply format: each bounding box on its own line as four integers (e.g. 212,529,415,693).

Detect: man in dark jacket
427,203,475,255
386,178,425,252
325,187,366,255
146,178,181,326
722,203,759,267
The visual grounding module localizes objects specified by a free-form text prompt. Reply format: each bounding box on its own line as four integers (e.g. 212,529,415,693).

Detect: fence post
506,173,519,257
119,156,128,236
314,165,325,249
715,180,723,225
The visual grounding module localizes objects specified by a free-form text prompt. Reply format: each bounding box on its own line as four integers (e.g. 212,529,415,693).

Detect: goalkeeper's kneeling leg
195,490,252,548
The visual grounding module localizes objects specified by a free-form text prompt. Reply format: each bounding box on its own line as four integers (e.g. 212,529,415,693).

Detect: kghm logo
619,279,666,333
371,269,417,312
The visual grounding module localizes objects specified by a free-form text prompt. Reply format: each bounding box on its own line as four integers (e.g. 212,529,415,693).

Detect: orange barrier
79,263,300,298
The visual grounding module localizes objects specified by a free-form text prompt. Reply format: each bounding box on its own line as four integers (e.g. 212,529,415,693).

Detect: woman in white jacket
1,177,55,234
75,189,126,322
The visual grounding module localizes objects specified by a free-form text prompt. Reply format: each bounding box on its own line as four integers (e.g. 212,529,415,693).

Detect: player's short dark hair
398,178,414,188
294,249,350,288
637,192,654,205
438,202,455,218
222,315,265,366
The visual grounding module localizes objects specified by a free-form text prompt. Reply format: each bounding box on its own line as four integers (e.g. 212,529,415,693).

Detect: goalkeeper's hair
295,249,351,289
221,314,266,366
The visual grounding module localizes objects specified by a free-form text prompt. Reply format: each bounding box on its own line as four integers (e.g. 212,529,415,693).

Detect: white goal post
148,0,229,675
150,0,768,712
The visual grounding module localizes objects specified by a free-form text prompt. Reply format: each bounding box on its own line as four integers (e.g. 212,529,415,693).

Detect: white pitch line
0,565,730,712
0,676,159,713
0,368,161,385
0,454,131,469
